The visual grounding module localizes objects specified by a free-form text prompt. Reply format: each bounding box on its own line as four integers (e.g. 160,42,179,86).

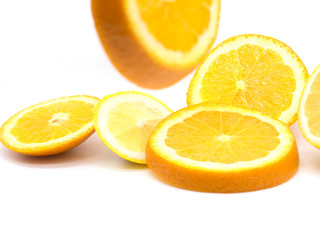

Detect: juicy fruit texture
187,34,308,125
132,0,214,53
92,0,220,89
0,96,100,156
94,91,172,164
299,65,320,148
146,104,299,193
165,111,280,163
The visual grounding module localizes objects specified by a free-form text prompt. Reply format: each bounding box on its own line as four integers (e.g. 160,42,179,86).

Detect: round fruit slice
146,103,298,193
298,64,320,148
0,95,100,156
92,0,220,89
187,34,308,126
94,91,172,164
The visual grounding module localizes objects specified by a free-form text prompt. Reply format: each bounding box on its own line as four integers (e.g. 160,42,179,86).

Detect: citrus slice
94,91,172,164
0,95,100,156
187,34,308,126
92,0,220,89
146,103,298,193
298,64,320,148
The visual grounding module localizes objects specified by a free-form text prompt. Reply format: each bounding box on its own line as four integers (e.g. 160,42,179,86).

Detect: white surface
0,0,320,239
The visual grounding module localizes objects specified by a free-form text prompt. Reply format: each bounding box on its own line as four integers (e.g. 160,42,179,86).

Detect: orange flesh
136,0,212,51
165,110,280,163
11,101,95,143
305,73,320,137
107,102,166,152
200,44,296,118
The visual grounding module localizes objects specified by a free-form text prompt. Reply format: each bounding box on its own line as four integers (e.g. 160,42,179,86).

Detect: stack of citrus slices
145,34,308,192
2,34,320,193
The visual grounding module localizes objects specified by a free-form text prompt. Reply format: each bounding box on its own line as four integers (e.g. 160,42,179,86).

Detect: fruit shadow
290,123,320,172
1,133,148,171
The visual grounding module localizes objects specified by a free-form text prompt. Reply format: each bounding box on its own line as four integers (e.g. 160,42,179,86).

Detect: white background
1,0,320,239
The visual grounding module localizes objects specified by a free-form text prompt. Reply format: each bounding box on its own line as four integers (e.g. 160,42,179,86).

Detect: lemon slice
94,91,172,163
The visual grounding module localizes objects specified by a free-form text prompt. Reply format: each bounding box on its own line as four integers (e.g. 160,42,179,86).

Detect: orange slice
146,103,298,193
0,95,100,156
187,34,308,125
94,91,172,164
92,0,220,89
299,64,320,148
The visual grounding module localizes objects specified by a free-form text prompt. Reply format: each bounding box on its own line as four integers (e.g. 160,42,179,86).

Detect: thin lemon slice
146,103,298,193
94,91,172,164
0,95,100,156
187,34,308,125
299,64,320,148
92,0,220,88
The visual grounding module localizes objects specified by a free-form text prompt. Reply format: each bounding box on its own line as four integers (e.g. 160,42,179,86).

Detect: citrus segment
146,104,298,193
94,91,172,164
0,96,100,156
187,34,308,125
299,65,320,148
92,0,220,88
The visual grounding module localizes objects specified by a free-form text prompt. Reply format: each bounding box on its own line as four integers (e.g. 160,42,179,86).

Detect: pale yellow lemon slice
94,91,172,163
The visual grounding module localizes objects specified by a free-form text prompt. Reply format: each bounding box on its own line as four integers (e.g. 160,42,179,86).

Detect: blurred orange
92,0,220,89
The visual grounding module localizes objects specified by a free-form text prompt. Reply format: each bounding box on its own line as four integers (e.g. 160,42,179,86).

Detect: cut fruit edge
0,95,100,152
298,64,320,148
148,103,296,172
124,0,221,68
94,91,173,164
187,34,309,125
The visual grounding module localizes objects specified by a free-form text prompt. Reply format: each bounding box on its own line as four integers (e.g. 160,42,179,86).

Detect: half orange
92,0,220,89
